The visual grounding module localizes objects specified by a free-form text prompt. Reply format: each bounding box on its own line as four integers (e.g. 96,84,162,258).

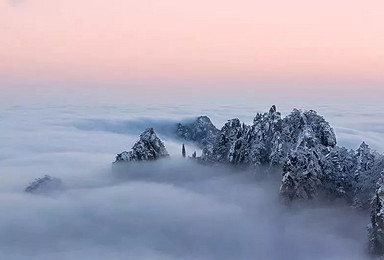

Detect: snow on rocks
175,116,219,149
114,128,169,163
201,105,337,169
368,171,384,256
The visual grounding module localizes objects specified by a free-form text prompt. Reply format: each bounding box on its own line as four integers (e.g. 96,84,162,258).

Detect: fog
0,102,381,259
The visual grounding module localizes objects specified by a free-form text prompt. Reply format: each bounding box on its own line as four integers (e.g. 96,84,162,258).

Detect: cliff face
115,128,169,163
281,141,384,208
202,106,283,166
113,106,384,256
175,116,219,149
196,106,383,210
368,172,384,257
202,106,337,169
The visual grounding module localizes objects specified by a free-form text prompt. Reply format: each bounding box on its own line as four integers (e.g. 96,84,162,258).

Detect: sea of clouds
0,101,383,259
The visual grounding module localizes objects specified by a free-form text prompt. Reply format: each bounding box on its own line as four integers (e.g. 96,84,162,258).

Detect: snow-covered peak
202,106,336,168
227,118,241,127
139,127,159,143
175,116,219,148
357,142,370,155
253,105,282,126
368,171,384,256
115,128,169,163
280,130,384,209
196,115,213,124
283,108,337,148
269,104,277,114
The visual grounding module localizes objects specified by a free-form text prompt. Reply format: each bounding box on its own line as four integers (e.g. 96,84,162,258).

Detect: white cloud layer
0,102,381,259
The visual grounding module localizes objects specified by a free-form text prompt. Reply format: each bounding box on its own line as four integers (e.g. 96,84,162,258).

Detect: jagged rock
222,106,283,167
321,146,357,201
202,107,282,166
368,171,384,257
114,128,169,163
175,116,219,148
279,145,353,204
352,143,384,209
280,146,356,204
195,105,383,209
280,146,324,203
112,105,384,255
25,175,63,194
204,118,245,163
178,106,384,256
281,109,337,148
280,141,384,208
182,144,186,158
277,109,368,204
202,106,336,170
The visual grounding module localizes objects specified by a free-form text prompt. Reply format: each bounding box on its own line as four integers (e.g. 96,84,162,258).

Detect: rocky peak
280,137,384,210
203,106,336,169
25,175,63,194
269,104,277,114
254,105,282,132
355,142,375,173
196,115,212,124
368,171,384,256
175,116,219,148
115,128,169,163
283,109,337,149
202,118,245,163
222,119,243,138
280,145,324,203
358,141,370,152
351,143,384,209
268,105,282,123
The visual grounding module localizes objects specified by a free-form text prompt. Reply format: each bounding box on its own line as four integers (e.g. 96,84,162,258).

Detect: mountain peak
25,175,63,194
269,105,277,114
175,116,219,148
115,128,169,163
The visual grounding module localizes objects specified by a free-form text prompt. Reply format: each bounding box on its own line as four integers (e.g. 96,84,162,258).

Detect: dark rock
114,128,169,163
175,116,219,148
25,175,63,194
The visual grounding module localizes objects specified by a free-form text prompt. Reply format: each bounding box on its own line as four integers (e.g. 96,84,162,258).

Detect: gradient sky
1,0,383,102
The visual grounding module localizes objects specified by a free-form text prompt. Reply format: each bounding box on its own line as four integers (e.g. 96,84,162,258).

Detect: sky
1,3,383,258
1,0,383,103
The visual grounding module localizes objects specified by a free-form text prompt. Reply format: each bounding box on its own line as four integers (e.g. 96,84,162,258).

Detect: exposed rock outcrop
352,143,384,210
202,106,336,170
368,171,384,256
195,105,383,210
25,175,63,194
114,128,169,163
114,106,384,256
175,116,219,149
280,141,384,208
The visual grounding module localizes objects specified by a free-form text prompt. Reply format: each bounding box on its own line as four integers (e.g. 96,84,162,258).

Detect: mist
0,102,379,259
0,159,369,260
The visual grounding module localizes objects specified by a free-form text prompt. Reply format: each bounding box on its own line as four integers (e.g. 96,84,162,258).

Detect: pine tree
182,144,186,158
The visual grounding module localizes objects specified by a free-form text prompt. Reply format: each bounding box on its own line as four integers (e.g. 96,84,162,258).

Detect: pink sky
0,0,383,99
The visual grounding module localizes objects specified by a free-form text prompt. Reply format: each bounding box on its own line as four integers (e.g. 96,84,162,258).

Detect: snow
175,116,219,148
114,128,169,163
189,106,384,210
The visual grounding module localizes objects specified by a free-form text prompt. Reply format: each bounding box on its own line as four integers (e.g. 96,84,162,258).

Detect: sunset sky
1,0,383,103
